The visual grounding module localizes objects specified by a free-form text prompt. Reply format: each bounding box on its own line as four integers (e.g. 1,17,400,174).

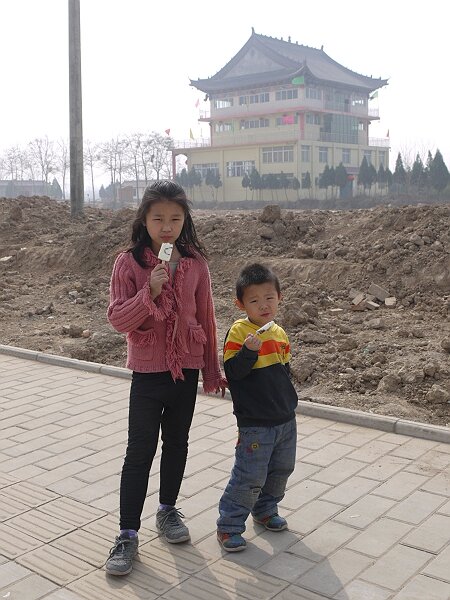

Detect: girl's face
144,200,185,255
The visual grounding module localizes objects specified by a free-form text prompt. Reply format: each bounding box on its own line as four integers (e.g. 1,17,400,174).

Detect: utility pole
68,0,84,216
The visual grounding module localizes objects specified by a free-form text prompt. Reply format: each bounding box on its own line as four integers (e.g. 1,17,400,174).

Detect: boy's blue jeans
217,417,297,534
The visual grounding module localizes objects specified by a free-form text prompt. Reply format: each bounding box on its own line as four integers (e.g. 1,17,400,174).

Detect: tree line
0,132,175,205
175,168,223,202
168,148,450,204
1,136,448,205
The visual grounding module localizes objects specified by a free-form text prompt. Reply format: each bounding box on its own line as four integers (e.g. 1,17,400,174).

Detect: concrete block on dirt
385,297,397,308
368,283,390,301
352,293,366,305
365,300,380,310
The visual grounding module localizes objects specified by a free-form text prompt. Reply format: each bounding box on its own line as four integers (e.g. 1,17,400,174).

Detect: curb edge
1,344,448,443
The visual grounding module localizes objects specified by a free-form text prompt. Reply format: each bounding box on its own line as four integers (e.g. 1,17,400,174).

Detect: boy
216,263,298,552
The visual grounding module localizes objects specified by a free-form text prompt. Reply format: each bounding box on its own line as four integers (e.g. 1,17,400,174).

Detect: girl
105,180,226,576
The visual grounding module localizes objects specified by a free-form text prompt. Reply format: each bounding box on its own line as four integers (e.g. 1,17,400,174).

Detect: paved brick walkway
0,352,449,599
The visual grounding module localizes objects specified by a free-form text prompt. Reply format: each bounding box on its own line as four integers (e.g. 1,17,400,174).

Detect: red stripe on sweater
224,339,289,356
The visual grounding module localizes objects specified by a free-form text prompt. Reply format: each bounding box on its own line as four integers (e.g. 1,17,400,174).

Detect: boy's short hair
236,263,281,301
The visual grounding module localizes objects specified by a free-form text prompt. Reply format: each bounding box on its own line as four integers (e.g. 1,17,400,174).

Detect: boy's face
236,282,281,328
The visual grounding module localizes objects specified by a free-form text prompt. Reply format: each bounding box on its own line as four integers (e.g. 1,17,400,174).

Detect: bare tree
28,136,56,182
98,137,129,208
4,145,24,179
161,148,174,179
116,137,129,205
84,140,98,204
124,133,146,204
138,136,154,185
23,149,37,181
145,131,173,181
98,139,119,207
55,139,70,200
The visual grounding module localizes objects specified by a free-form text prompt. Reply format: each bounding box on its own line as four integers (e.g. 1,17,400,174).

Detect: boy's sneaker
253,514,288,531
105,532,139,576
217,531,247,552
156,507,190,543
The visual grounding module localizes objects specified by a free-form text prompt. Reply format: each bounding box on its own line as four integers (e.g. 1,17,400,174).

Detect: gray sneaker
156,507,190,543
105,532,139,576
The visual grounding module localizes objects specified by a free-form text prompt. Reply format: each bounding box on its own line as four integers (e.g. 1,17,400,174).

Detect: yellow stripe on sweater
224,319,291,368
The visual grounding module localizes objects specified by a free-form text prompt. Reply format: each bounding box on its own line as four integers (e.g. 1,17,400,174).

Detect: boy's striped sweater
224,318,298,427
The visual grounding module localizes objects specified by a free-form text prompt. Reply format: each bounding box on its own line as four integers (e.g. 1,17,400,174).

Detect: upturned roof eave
190,72,388,95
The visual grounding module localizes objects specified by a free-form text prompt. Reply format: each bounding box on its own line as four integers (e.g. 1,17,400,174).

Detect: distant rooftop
191,30,388,95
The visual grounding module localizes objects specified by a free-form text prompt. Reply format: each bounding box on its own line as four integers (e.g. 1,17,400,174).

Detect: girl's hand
149,263,169,299
244,333,262,352
215,377,228,398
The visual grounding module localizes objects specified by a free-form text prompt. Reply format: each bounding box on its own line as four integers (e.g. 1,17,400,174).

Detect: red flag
282,115,294,124
195,99,200,108
165,128,170,135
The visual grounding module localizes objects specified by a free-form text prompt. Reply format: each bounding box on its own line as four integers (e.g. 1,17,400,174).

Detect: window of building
301,145,310,162
352,95,365,107
240,118,270,129
358,122,365,131
262,146,294,164
319,147,329,163
239,93,270,105
275,89,298,101
226,160,256,177
379,151,386,166
342,148,351,164
214,122,233,133
192,163,219,179
363,150,372,164
275,114,298,126
306,113,321,125
214,98,233,109
305,87,322,100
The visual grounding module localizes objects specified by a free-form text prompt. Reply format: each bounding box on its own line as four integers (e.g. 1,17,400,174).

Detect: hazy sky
1,0,449,173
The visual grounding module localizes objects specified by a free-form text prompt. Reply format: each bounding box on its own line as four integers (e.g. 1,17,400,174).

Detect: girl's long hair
127,180,207,267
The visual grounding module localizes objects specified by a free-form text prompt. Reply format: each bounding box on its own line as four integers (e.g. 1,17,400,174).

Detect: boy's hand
244,333,262,352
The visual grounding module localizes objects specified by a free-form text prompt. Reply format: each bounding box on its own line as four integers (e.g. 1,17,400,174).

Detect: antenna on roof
288,36,291,42
251,26,255,34
321,45,324,50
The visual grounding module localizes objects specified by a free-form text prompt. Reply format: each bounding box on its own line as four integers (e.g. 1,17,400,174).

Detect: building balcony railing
368,137,390,147
199,103,379,121
173,138,211,150
174,131,390,151
320,132,359,144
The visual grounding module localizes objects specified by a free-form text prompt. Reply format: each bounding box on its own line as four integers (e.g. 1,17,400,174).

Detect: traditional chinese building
173,29,388,202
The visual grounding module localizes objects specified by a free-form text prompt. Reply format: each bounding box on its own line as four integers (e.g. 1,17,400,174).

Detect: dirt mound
1,196,449,426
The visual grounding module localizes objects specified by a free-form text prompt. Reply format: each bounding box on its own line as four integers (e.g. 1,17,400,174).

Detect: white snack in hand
256,320,275,334
158,242,173,262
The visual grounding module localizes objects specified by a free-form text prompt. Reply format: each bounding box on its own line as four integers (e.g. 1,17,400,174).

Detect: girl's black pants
119,369,199,531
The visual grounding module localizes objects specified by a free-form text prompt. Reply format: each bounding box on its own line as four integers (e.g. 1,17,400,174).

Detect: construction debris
349,283,396,311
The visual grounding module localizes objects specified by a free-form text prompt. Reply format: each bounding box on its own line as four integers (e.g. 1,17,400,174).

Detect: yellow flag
189,128,195,140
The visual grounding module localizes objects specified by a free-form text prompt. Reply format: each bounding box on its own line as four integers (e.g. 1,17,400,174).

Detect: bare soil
1,197,449,426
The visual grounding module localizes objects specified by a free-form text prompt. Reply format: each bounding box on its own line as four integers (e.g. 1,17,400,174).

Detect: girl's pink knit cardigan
107,248,226,393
